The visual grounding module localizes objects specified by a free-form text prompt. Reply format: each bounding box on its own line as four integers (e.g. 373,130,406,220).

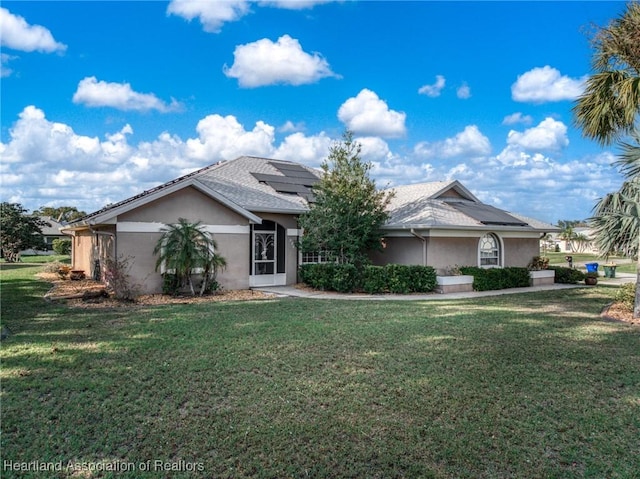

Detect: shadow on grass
1,273,639,478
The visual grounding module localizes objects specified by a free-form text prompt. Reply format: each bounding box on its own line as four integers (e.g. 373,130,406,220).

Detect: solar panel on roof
447,201,529,226
251,162,319,199
269,162,319,180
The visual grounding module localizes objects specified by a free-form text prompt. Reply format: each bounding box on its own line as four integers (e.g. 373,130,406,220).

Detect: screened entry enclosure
250,220,287,286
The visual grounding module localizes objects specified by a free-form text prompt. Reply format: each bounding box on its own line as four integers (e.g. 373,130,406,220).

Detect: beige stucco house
64,156,558,293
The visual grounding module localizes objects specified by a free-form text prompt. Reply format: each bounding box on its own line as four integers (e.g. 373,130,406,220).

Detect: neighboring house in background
549,227,597,254
64,156,558,294
21,216,68,255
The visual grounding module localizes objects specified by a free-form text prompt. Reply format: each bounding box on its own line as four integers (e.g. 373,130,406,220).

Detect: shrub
299,263,436,294
386,264,412,294
361,265,388,294
332,263,359,293
104,255,141,301
527,256,549,270
615,283,635,311
162,273,180,295
408,265,437,292
43,261,67,274
459,266,530,291
548,266,585,284
299,263,335,290
52,238,72,255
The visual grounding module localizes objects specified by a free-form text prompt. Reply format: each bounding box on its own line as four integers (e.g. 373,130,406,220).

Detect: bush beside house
299,263,437,294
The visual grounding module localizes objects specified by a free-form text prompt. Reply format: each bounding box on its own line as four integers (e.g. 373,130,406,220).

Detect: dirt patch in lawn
38,272,275,309
601,302,640,326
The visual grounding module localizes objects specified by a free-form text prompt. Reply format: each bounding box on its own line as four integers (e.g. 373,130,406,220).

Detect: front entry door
250,221,286,287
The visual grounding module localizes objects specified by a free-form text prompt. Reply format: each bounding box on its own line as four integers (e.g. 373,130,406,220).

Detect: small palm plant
153,218,226,296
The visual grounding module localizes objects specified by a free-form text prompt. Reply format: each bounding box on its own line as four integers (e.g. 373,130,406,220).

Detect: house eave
382,224,559,234
71,178,262,227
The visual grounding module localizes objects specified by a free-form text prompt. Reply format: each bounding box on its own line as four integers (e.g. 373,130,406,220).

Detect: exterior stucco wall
117,231,250,293
503,237,539,267
427,237,479,273
71,230,93,272
119,187,247,225
113,188,253,293
372,232,540,274
70,226,115,278
369,237,424,266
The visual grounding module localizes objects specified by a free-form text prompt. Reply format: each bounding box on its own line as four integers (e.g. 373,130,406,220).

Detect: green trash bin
603,264,617,278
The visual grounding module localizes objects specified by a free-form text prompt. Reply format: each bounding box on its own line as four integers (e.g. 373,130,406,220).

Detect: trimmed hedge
299,263,437,294
459,266,530,291
548,266,585,284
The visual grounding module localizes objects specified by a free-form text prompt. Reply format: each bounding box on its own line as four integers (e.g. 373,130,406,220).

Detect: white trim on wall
382,229,541,239
117,222,250,234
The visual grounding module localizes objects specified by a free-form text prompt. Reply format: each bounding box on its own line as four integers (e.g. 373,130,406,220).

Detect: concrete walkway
254,272,637,301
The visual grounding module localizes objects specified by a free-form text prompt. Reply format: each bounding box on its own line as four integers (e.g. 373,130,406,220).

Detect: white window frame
478,233,503,268
300,251,334,264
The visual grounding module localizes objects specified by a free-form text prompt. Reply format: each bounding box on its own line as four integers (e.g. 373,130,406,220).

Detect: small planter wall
529,269,555,286
436,275,474,294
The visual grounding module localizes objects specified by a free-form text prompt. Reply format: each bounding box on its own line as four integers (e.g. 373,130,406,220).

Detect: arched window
479,233,501,267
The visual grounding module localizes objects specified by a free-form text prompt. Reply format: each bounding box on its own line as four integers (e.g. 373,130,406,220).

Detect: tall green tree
573,1,640,145
298,130,394,267
36,206,87,223
0,203,48,262
153,218,226,296
574,2,640,316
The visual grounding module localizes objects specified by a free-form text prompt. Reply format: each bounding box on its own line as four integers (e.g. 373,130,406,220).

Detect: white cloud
0,7,67,53
456,83,471,99
72,77,183,113
224,35,338,88
258,0,334,9
0,106,624,224
1,53,17,77
278,120,305,133
511,66,586,103
506,117,568,151
414,125,491,159
356,136,391,163
186,114,276,160
418,75,446,97
338,89,406,138
502,112,533,126
166,0,250,33
275,132,332,166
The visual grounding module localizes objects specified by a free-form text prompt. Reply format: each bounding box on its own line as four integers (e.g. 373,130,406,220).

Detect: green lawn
1,265,639,478
544,252,637,274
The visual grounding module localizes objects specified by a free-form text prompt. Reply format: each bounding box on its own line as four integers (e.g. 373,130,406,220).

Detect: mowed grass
1,265,639,478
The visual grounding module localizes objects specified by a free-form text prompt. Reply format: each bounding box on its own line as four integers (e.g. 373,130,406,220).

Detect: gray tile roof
196,156,317,213
73,156,557,233
383,180,558,232
74,156,321,225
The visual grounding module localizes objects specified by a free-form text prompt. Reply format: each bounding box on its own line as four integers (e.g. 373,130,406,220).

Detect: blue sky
0,0,628,223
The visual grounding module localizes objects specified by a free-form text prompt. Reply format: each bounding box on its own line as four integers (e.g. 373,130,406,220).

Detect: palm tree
574,2,640,317
590,140,640,316
558,225,576,252
573,2,640,146
153,218,226,296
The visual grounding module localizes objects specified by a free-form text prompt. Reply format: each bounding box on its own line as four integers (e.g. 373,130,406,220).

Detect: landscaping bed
38,272,273,308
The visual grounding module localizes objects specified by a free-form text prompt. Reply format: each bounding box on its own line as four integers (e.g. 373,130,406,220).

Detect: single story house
21,216,68,256
64,156,558,293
